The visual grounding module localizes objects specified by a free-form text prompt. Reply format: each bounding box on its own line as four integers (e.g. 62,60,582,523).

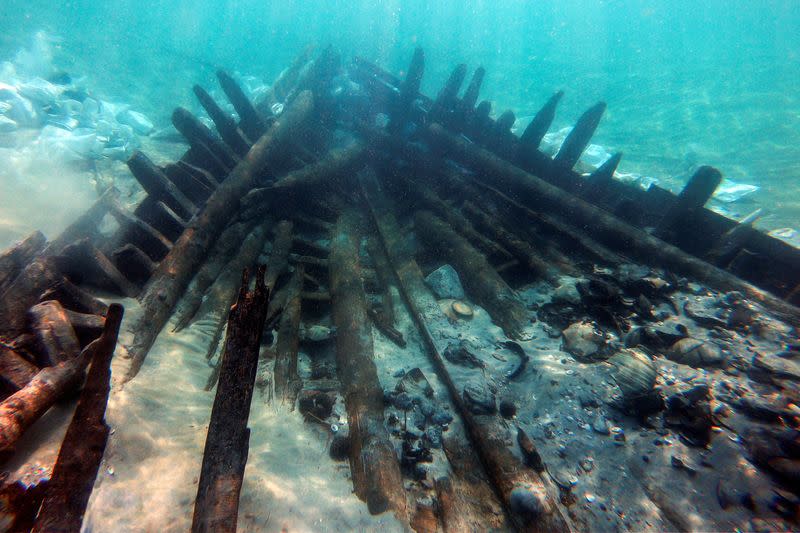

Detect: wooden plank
191,267,270,533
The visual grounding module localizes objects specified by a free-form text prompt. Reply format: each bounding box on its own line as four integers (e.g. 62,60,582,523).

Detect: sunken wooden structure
0,45,798,532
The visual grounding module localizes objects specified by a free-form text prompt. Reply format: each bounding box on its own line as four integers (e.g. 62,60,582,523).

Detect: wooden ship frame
0,46,798,531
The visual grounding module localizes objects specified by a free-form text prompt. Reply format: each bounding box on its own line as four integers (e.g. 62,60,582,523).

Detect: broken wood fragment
518,90,563,153
163,163,214,205
192,267,270,533
389,47,424,133
0,256,63,338
273,265,303,406
32,304,123,533
414,210,528,339
107,196,173,261
265,221,294,293
172,221,252,332
0,231,46,294
56,238,139,298
269,143,365,191
655,166,723,241
125,92,312,381
172,107,238,172
329,209,406,519
28,300,81,366
0,346,39,394
38,277,108,316
134,197,187,243
458,66,485,114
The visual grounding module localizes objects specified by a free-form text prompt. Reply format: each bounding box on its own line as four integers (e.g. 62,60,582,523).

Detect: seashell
451,300,473,318
608,349,657,401
562,321,608,362
667,338,723,368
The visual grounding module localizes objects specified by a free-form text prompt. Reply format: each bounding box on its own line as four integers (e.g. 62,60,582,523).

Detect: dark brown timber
125,92,312,382
329,209,407,519
32,304,124,533
191,267,270,533
273,264,303,406
0,231,46,294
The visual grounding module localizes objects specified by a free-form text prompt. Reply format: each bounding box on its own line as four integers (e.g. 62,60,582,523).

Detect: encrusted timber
351,50,800,303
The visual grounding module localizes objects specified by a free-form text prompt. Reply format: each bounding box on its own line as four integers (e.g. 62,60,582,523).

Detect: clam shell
608,349,657,400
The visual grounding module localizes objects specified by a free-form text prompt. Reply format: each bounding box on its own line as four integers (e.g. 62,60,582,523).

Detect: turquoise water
2,0,799,230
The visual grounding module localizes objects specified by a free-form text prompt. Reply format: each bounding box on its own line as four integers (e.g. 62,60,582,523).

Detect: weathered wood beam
193,84,251,156
163,163,214,205
427,122,800,325
461,201,558,281
269,143,365,191
430,63,467,125
106,196,173,261
38,277,108,316
172,221,252,332
172,107,238,173
0,231,46,294
388,47,424,133
265,221,294,293
414,210,529,339
56,238,139,298
127,150,198,220
0,257,64,338
32,304,123,533
217,70,266,141
655,166,723,240
134,197,187,243
125,92,313,381
329,209,407,519
553,102,606,169
273,265,303,406
0,346,39,395
28,301,80,366
458,66,485,114
191,267,269,533
518,91,563,154
112,244,156,286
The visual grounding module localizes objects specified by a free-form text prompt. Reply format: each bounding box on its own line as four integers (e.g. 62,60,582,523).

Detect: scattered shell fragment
451,300,474,318
608,349,658,401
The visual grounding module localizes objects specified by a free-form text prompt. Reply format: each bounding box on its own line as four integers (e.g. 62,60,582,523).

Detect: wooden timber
329,209,407,519
191,267,270,533
0,231,46,294
273,265,303,406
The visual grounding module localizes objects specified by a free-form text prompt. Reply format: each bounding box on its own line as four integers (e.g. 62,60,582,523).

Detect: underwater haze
2,1,800,241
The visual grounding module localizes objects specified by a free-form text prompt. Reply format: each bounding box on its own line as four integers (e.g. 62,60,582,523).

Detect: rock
431,411,453,427
395,367,434,400
425,264,465,300
580,458,594,472
667,338,724,368
734,396,794,423
552,279,581,305
462,381,496,415
444,340,485,369
18,77,60,103
299,323,335,342
591,412,610,435
394,392,413,411
117,109,154,135
665,386,713,447
684,297,727,328
751,354,800,382
562,321,608,362
499,398,517,419
625,324,686,351
424,426,442,449
509,485,547,521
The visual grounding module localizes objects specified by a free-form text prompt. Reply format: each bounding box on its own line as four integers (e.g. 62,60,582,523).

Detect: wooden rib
430,63,468,124
0,231,46,294
172,107,238,172
389,47,425,133
655,166,723,240
459,66,485,112
162,163,214,205
193,84,251,155
217,70,266,141
519,90,564,153
554,101,606,169
588,152,623,192
127,150,197,219
273,264,303,406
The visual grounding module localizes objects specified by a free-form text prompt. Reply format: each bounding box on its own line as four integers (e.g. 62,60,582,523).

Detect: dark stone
329,434,350,461
462,381,496,415
444,341,485,369
395,367,435,399
499,399,517,419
